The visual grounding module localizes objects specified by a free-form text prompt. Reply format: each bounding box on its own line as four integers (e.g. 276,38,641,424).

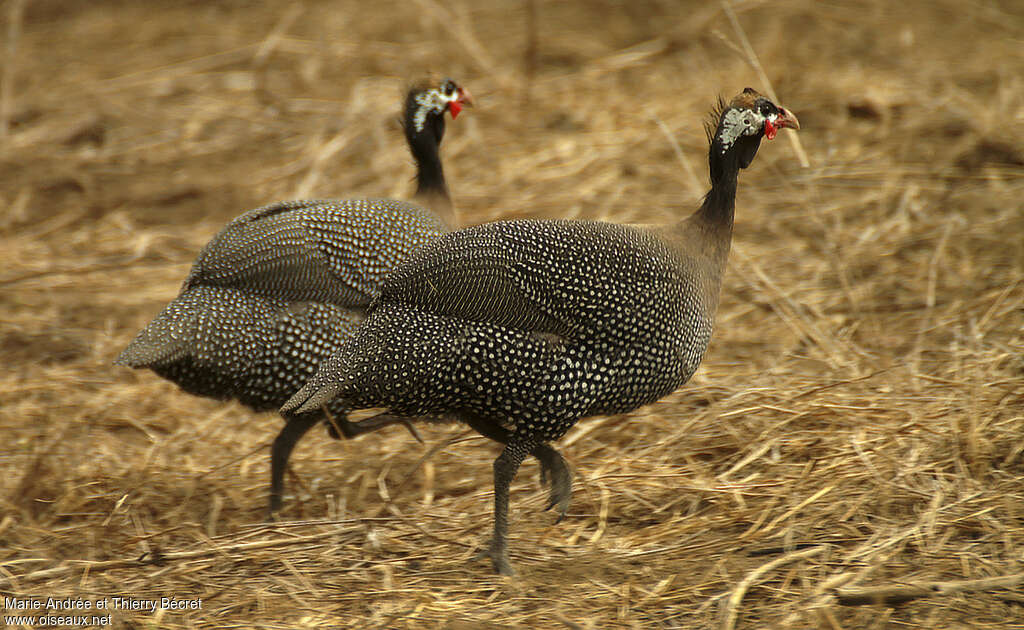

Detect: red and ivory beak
764,106,799,140
449,87,475,119
775,107,800,131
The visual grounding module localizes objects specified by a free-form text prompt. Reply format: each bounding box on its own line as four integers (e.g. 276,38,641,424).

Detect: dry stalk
253,4,304,67
740,485,835,541
731,246,856,372
836,572,1024,606
719,545,827,630
91,46,261,92
1,0,27,143
720,0,809,168
910,219,957,389
585,37,669,77
292,133,354,199
654,115,706,201
521,0,538,112
0,524,362,589
409,0,503,84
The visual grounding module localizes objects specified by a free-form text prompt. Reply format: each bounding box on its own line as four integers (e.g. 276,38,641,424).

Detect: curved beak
776,107,800,131
448,86,474,120
457,86,474,108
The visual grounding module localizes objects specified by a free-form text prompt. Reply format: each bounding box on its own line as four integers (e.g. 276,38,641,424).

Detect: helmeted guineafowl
283,88,800,574
116,78,473,516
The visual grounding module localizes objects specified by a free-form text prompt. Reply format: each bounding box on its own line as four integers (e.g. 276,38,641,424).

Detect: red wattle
765,119,777,140
449,102,462,119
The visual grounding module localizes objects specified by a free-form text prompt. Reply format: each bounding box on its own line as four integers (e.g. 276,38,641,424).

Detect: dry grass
1,0,1022,628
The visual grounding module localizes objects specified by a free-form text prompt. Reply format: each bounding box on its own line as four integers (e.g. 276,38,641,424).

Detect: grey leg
532,444,571,522
270,412,321,517
463,412,571,521
487,436,535,575
325,410,426,443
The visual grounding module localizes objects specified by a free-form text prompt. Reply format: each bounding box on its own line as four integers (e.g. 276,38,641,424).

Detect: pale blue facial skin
412,82,463,133
717,107,779,153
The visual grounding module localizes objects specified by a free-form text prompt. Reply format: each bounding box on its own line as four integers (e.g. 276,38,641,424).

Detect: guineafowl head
707,87,800,173
403,77,474,149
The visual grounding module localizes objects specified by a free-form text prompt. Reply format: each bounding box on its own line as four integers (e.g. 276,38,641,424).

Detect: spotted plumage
120,198,444,402
295,220,714,432
284,88,800,574
116,78,472,516
184,198,449,306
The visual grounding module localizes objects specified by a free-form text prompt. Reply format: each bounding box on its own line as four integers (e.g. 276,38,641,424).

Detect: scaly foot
474,538,515,576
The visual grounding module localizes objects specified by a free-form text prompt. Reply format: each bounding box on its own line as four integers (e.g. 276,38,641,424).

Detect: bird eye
743,117,751,126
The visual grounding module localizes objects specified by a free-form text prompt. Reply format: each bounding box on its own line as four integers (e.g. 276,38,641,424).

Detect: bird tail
115,294,202,368
281,352,347,415
115,286,268,370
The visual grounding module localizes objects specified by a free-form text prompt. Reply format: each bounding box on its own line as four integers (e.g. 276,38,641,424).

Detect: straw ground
1,1,1021,627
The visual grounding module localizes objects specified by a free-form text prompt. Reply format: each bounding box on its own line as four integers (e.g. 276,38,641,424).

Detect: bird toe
473,539,516,576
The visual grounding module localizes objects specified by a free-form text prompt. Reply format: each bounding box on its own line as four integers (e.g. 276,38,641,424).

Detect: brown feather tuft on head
405,75,444,98
730,87,763,110
705,95,728,145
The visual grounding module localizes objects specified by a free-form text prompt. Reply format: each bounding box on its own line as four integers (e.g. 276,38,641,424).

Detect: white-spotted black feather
117,79,471,516
283,89,799,574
